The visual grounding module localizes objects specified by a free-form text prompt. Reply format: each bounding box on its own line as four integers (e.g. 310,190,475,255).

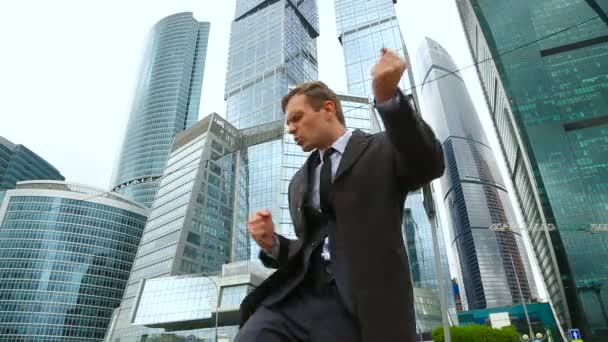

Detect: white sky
0,0,547,300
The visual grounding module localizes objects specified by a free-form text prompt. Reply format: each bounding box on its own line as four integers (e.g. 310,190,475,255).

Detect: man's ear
323,100,336,121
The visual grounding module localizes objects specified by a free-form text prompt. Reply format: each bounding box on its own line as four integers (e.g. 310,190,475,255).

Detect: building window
220,285,252,307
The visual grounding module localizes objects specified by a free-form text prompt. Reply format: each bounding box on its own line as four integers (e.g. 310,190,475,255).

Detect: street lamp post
200,273,221,342
422,183,451,342
506,245,534,338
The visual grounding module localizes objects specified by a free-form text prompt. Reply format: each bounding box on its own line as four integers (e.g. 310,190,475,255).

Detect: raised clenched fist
370,48,408,103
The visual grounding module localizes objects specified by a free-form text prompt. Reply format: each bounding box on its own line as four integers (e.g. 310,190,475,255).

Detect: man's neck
319,128,347,152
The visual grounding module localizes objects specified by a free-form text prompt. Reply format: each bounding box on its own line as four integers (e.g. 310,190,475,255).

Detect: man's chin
300,144,314,152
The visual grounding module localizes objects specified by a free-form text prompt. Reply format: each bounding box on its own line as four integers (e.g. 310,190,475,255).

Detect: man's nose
287,123,296,134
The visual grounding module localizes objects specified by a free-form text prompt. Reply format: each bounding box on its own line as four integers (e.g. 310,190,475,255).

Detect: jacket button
311,243,316,248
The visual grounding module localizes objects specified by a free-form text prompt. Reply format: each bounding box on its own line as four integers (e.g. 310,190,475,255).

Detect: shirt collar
319,130,351,159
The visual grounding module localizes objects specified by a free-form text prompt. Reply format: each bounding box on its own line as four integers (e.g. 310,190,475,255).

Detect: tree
432,325,519,342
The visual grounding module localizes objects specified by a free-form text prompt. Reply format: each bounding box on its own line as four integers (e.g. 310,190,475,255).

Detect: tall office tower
457,0,608,338
0,136,63,191
0,181,147,341
334,0,416,101
415,37,538,312
225,0,319,129
404,189,457,327
224,0,320,256
112,13,210,208
106,113,249,341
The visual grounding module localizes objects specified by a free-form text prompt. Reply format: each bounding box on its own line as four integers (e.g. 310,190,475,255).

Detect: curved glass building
112,12,210,207
0,181,148,341
415,38,537,311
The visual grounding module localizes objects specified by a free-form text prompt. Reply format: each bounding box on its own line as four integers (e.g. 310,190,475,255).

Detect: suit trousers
235,279,360,342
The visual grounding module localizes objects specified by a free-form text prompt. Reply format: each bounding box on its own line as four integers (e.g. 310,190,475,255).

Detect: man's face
285,94,332,152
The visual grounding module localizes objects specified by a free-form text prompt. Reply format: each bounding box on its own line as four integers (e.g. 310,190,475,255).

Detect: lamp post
506,244,534,338
422,183,451,342
200,273,221,342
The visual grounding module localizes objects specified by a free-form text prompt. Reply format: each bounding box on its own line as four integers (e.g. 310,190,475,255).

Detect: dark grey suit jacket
240,89,445,342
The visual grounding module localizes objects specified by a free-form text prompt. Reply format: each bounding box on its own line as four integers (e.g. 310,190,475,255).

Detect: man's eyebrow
286,111,303,120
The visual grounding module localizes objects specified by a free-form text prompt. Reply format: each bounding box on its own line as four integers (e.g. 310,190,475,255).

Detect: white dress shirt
313,130,352,260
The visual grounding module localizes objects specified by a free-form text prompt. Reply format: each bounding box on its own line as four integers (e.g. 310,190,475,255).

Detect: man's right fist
247,209,275,253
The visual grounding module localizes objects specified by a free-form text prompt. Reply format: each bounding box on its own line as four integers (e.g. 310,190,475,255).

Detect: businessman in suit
236,49,445,342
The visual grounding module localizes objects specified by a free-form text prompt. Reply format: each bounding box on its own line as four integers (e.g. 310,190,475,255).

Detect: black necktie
320,147,336,214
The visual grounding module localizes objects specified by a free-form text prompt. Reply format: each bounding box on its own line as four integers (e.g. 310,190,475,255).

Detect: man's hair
281,81,345,126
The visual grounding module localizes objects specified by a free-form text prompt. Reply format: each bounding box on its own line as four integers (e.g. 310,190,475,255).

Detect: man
236,49,445,341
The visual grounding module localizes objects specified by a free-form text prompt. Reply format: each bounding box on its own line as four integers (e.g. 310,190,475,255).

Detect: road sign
569,328,582,340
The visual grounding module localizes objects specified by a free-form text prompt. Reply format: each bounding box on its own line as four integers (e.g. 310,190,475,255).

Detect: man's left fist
371,48,408,103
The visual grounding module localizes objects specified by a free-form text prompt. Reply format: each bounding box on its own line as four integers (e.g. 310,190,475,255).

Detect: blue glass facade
112,13,210,208
415,37,537,311
334,0,415,98
225,0,319,129
457,0,608,338
0,182,147,341
0,136,63,191
224,0,319,257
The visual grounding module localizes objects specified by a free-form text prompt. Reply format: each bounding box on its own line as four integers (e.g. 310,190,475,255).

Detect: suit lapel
290,131,369,230
334,130,370,182
290,150,319,232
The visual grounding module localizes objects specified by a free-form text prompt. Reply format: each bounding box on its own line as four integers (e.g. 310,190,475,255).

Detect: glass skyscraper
415,37,537,311
0,181,147,341
106,113,248,341
334,0,416,99
457,0,608,339
224,0,320,256
225,0,319,129
112,13,210,208
0,136,63,191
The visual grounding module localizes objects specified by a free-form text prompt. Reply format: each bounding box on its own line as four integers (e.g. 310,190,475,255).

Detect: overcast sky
0,0,547,300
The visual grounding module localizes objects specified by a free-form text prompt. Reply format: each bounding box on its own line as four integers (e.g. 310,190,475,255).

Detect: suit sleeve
258,234,300,269
375,88,445,191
